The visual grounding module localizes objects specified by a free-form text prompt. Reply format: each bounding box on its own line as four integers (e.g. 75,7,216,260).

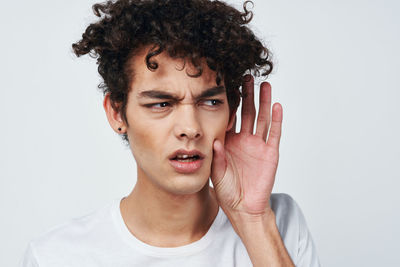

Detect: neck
120,174,219,247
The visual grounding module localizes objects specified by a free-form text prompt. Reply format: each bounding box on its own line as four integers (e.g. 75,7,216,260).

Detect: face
107,47,235,196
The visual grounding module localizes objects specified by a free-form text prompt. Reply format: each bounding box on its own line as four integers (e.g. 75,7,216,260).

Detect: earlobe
103,93,125,133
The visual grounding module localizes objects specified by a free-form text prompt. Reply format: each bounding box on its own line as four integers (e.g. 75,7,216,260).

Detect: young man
22,0,320,266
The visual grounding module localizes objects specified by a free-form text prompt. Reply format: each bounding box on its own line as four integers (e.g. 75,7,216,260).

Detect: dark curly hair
72,0,273,144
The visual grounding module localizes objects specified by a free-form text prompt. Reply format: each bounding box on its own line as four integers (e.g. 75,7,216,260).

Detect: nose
174,105,203,140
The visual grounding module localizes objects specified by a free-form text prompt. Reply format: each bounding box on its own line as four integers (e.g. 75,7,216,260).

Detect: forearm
227,209,295,267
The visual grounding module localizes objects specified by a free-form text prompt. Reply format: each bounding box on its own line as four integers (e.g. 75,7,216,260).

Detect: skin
210,74,294,266
104,46,294,265
104,46,235,246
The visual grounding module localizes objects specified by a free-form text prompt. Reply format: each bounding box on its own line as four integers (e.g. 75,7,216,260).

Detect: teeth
176,155,191,159
177,158,196,162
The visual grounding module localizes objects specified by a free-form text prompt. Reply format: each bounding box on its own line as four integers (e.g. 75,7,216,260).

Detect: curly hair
72,0,273,144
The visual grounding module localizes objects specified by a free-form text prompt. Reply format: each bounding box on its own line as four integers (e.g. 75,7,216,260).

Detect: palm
211,75,282,217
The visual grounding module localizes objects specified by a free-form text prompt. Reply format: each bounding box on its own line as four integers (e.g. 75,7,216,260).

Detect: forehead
127,46,220,93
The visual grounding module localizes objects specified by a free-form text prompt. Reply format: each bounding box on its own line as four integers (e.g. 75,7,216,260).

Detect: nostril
179,132,201,138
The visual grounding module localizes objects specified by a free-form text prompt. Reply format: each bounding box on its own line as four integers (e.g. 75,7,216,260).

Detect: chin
164,173,210,195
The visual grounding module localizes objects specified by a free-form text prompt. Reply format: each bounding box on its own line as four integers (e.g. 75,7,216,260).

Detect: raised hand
211,74,283,218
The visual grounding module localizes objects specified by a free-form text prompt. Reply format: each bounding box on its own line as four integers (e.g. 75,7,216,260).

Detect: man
22,0,320,266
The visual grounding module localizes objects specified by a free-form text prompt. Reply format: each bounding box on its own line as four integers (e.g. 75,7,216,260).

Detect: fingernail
243,74,252,82
261,81,270,87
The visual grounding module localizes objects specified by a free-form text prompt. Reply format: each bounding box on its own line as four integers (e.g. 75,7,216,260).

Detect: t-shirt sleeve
292,197,321,267
272,193,321,266
20,242,40,267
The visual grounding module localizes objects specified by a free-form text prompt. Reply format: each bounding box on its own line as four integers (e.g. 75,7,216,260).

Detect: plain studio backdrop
1,0,399,266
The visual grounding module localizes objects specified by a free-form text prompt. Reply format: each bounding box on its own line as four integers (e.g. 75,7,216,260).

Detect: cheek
127,115,168,162
214,123,229,145
200,108,230,142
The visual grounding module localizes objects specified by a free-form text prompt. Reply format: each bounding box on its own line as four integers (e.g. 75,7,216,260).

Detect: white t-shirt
21,193,320,266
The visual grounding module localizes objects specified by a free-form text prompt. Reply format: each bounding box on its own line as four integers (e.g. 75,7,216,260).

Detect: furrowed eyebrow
138,86,226,101
197,86,226,99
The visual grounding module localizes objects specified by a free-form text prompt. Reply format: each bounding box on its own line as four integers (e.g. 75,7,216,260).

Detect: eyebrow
138,86,226,101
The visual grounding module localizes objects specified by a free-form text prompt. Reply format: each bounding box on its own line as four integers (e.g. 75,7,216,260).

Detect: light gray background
1,0,399,266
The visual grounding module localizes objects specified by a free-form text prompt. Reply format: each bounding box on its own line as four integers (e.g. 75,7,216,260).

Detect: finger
210,139,227,186
266,103,283,149
255,82,272,141
240,74,256,134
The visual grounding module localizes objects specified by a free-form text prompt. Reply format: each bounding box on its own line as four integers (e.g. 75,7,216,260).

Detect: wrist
225,208,294,267
224,207,277,239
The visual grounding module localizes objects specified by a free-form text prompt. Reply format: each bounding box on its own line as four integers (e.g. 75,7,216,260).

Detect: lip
169,158,204,174
168,149,205,160
168,149,205,174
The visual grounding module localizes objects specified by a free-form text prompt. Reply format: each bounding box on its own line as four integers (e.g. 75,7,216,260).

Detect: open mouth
171,155,201,162
168,150,205,173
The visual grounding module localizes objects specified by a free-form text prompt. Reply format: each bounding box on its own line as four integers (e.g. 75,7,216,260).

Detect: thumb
210,139,227,187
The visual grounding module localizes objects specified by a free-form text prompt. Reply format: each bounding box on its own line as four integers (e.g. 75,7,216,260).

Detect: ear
226,108,237,132
103,93,126,134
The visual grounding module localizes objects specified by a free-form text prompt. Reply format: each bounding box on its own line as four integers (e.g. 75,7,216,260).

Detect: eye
202,99,223,107
145,102,172,110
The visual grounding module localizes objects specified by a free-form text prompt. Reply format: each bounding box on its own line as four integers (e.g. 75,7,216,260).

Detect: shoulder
270,193,301,228
269,193,321,267
270,192,297,211
269,192,307,240
21,200,118,266
35,201,113,245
